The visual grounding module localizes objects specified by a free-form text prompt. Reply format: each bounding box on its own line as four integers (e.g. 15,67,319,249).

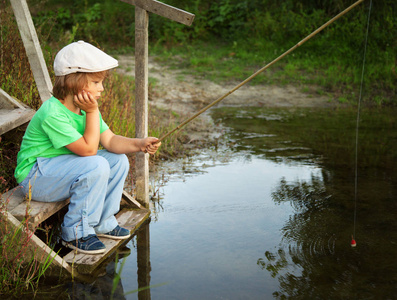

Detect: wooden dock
0,187,150,279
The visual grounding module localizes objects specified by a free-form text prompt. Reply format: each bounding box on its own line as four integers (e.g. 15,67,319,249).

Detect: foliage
0,130,22,193
0,188,56,296
24,0,396,105
99,71,189,162
0,3,42,109
29,0,135,47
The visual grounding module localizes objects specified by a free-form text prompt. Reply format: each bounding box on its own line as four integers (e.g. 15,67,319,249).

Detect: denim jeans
19,150,129,242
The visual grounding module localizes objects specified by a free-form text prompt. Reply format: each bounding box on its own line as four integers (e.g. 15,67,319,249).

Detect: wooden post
9,0,52,102
129,1,194,207
120,0,194,206
135,6,150,207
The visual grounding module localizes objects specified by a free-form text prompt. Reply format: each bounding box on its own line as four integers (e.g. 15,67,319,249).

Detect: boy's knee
72,156,110,187
113,154,130,179
88,156,111,178
119,154,129,172
107,152,129,172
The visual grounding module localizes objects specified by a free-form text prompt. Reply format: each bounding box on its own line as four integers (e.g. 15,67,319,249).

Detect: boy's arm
65,91,100,156
100,129,161,155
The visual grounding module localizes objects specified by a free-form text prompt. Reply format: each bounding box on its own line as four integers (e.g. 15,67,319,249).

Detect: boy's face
83,75,105,101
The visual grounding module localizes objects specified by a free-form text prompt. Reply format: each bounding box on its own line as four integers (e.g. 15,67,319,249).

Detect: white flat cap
54,40,118,76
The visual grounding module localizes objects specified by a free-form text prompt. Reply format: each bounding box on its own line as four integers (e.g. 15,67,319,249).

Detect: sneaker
62,234,106,254
97,225,131,240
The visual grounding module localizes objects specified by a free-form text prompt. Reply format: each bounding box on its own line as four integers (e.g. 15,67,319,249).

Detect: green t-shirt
14,96,109,183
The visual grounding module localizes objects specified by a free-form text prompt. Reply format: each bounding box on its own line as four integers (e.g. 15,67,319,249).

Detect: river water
48,106,397,299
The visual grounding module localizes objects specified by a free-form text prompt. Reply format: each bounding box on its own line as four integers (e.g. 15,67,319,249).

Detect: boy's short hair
52,71,108,100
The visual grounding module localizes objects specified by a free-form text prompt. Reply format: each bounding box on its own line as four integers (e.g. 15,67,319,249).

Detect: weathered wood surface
1,187,69,230
0,187,26,211
134,6,150,207
9,0,52,102
120,0,195,26
0,88,35,135
122,189,143,209
0,88,25,109
11,199,70,230
0,108,35,136
63,208,150,274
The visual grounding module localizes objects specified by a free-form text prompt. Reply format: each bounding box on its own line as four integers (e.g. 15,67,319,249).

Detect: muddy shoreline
117,55,336,144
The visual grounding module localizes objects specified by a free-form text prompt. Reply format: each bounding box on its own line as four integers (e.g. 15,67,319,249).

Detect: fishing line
352,0,372,248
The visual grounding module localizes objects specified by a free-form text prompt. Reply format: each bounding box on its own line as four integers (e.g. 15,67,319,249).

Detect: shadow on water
212,106,397,299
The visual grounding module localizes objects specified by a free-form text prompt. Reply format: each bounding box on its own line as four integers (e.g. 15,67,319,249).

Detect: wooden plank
10,198,70,230
0,88,25,109
135,6,150,207
0,187,26,211
117,208,150,231
63,208,150,274
10,0,53,102
120,0,195,26
122,189,143,209
1,187,69,230
0,108,35,135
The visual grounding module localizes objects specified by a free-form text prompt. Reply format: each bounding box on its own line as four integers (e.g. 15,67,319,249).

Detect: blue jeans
19,150,129,242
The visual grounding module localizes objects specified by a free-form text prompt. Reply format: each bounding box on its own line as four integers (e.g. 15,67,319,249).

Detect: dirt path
116,55,334,142
117,55,333,109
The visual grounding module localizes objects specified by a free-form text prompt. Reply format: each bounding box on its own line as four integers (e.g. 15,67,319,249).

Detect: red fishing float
351,235,357,247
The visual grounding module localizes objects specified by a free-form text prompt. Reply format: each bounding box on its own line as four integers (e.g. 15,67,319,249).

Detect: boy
14,41,161,254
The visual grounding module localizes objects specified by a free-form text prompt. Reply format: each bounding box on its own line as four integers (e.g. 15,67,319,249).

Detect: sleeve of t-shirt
99,114,109,133
42,114,82,149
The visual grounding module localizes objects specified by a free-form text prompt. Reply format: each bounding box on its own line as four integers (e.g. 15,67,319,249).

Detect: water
147,155,316,299
45,107,397,299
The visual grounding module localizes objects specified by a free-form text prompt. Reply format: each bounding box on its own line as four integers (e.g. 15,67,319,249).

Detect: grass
150,37,396,106
0,186,57,296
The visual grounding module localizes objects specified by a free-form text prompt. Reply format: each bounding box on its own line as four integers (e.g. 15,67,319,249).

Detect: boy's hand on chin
74,91,98,113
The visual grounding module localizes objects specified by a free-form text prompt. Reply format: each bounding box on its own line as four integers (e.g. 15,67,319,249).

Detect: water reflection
257,166,397,299
212,106,397,299
136,221,151,300
63,221,152,300
66,260,127,299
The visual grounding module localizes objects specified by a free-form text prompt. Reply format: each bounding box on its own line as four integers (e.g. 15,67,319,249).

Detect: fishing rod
158,0,365,142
